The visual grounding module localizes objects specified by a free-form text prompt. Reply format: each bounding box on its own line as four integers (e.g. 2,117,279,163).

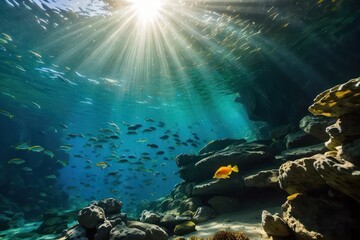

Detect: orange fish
213,165,239,179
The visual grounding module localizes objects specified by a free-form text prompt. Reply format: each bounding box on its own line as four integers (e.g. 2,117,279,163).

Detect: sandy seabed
170,205,281,240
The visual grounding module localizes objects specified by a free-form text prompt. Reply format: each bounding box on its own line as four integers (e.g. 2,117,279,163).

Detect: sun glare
129,0,164,22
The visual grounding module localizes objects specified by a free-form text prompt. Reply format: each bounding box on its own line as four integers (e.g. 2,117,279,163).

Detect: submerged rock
285,130,322,149
192,177,244,196
179,142,275,182
261,210,290,237
128,221,168,240
299,115,336,141
109,225,146,240
58,225,87,240
94,220,112,240
96,198,122,215
198,138,246,154
314,156,360,204
192,206,217,223
243,169,279,189
173,221,196,236
207,196,242,214
308,77,360,118
78,205,106,229
279,154,327,195
282,194,358,240
281,143,327,161
140,210,161,225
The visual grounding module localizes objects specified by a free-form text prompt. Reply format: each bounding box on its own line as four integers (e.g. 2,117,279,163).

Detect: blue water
0,0,359,220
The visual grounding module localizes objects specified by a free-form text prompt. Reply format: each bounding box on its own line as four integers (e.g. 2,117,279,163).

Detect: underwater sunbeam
129,0,164,23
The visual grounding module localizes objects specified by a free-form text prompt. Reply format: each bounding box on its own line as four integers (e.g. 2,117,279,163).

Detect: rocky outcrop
279,155,327,195
192,206,217,223
281,143,327,161
78,205,106,229
282,194,358,240
192,177,244,196
285,130,322,149
178,142,275,183
314,157,360,204
299,115,336,141
109,225,146,240
198,138,246,154
139,210,161,225
207,196,243,214
96,198,122,215
244,169,279,189
261,210,290,237
127,221,168,240
308,77,360,118
173,221,196,235
261,77,360,240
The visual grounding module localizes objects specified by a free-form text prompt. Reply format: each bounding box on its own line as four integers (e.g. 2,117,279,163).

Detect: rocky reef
56,77,359,240
261,77,360,240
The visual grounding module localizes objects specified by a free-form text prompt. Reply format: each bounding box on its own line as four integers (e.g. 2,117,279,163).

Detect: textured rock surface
128,221,168,240
244,169,279,189
325,113,360,143
198,138,246,154
299,115,336,141
192,177,244,196
192,206,217,223
179,142,275,182
139,210,161,225
282,194,358,240
96,198,122,215
340,138,360,167
309,77,360,118
279,155,327,194
179,197,203,213
94,220,112,240
173,221,196,236
314,156,360,203
261,210,290,237
285,130,322,149
78,205,105,229
58,225,87,240
109,225,146,240
281,143,327,161
207,196,242,214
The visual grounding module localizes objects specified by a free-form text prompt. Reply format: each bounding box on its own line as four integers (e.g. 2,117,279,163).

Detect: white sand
170,206,281,240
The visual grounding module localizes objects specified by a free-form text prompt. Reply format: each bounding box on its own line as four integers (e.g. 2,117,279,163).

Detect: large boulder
139,210,161,225
173,221,196,236
279,155,327,194
281,143,327,161
94,220,112,240
192,206,217,223
199,138,246,154
339,138,360,167
282,194,358,240
285,131,322,149
109,225,146,240
179,142,275,182
78,205,106,229
314,156,360,204
299,115,336,141
308,77,360,118
96,198,122,215
244,169,279,189
261,210,290,237
128,221,168,240
192,177,244,196
207,196,242,214
58,225,87,240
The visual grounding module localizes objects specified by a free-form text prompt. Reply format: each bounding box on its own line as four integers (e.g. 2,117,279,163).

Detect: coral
187,231,250,240
210,231,249,240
